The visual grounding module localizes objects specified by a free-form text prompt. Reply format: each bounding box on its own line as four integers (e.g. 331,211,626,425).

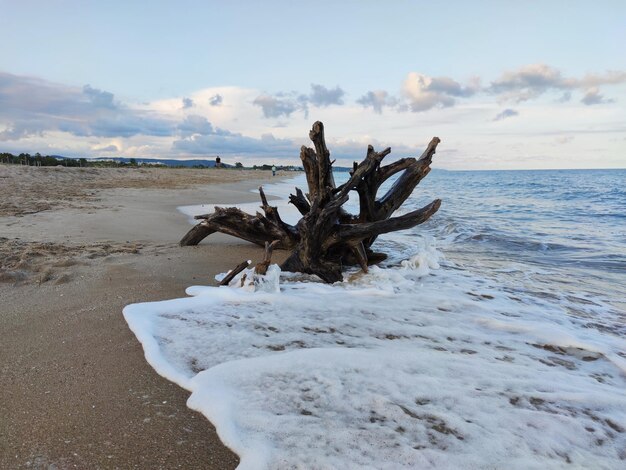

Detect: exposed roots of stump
181,121,442,283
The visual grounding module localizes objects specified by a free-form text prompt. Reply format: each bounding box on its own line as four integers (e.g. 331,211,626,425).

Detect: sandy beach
2,3,624,467
0,165,290,469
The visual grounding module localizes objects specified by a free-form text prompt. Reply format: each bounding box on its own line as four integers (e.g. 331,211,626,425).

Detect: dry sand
0,165,291,469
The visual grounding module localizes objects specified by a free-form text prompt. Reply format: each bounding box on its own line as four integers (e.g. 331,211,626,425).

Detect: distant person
272,165,276,177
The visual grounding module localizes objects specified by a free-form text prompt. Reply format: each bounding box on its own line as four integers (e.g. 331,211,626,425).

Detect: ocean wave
125,169,626,468
124,246,626,468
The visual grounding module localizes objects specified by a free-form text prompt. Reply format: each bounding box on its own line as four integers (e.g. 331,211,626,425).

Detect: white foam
123,246,626,468
124,174,626,468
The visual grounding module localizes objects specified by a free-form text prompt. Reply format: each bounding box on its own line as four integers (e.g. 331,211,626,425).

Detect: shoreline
0,166,293,469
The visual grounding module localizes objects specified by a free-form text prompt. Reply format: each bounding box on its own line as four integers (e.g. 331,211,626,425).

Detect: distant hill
88,157,230,168
51,154,351,170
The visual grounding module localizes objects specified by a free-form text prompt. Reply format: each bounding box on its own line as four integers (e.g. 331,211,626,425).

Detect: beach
2,1,624,467
0,165,288,469
3,166,626,469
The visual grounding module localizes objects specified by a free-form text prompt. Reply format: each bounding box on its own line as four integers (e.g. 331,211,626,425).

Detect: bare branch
220,260,251,286
300,146,318,199
337,199,441,243
375,137,440,219
309,121,336,193
288,187,311,215
375,157,416,189
259,186,269,208
255,240,280,275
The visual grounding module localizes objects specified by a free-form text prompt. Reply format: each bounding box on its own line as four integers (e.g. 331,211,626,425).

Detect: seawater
125,169,626,469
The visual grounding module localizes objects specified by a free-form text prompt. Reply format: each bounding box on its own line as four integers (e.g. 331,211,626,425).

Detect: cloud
555,136,574,145
0,126,38,141
0,71,175,141
93,144,119,152
357,65,624,115
173,113,299,157
489,64,626,103
209,94,223,106
172,129,420,162
489,64,563,102
83,85,116,109
182,97,194,109
402,72,478,112
0,72,312,161
177,115,215,136
3,66,624,168
248,65,624,119
570,70,626,88
253,83,345,119
357,90,396,114
77,115,172,138
556,91,572,103
580,87,613,105
309,84,345,106
492,108,519,121
253,93,302,118
173,131,298,157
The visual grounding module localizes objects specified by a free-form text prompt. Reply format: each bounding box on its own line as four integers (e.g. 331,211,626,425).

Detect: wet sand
0,165,291,469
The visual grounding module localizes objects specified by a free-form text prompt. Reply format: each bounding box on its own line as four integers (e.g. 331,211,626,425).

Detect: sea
124,168,626,469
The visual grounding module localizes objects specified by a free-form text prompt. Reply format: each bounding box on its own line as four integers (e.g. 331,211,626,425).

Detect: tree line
0,152,141,168
1,152,303,171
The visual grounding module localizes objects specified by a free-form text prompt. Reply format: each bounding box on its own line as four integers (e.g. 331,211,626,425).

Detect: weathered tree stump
181,121,441,283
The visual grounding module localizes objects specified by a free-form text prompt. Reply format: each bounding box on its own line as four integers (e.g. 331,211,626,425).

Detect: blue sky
1,0,625,169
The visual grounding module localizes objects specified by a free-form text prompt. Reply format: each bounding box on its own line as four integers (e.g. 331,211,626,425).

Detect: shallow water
126,169,626,469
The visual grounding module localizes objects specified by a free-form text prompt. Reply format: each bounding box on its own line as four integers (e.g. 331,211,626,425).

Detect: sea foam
124,171,626,469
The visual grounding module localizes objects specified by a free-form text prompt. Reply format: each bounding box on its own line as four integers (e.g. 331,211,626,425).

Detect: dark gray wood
254,240,280,276
219,260,251,286
288,187,310,215
179,223,216,246
179,122,442,283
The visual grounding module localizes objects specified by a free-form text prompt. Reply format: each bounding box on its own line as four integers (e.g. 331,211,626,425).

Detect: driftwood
220,240,279,289
181,121,441,283
219,259,251,286
255,240,280,275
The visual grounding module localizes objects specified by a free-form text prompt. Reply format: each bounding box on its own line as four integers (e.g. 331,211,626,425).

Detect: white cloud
308,84,345,107
555,135,574,145
253,93,304,118
357,90,396,114
492,109,519,121
2,66,625,169
92,144,119,152
580,87,613,105
209,94,223,106
0,71,174,141
488,64,626,103
252,84,346,119
177,115,215,136
402,72,478,112
182,97,194,109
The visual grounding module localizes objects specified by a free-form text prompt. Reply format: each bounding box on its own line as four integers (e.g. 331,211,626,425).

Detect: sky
1,0,625,169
